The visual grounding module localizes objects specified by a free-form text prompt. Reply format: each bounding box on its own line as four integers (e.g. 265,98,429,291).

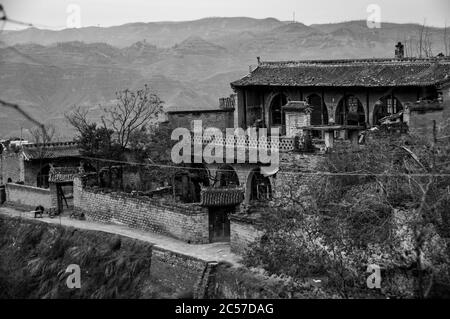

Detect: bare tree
65,106,91,136
101,84,163,150
410,20,436,58
29,124,55,158
423,25,433,57
418,22,425,57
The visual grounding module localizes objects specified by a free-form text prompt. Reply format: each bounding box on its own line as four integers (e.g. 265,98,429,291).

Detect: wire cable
76,154,450,177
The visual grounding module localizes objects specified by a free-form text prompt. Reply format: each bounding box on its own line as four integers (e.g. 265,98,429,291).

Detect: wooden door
209,207,231,242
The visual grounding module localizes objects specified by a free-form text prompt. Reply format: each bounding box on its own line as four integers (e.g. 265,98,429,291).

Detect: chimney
395,42,404,59
257,56,261,65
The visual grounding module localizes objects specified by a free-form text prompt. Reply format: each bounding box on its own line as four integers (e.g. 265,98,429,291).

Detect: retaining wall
73,177,209,244
4,183,55,210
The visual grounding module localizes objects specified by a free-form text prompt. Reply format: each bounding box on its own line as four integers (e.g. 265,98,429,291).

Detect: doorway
55,182,73,215
269,93,287,132
208,207,232,242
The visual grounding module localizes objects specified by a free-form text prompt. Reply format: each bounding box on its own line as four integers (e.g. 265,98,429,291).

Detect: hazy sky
1,0,450,30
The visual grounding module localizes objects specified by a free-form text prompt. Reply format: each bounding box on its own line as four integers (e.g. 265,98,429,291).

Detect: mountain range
1,17,449,138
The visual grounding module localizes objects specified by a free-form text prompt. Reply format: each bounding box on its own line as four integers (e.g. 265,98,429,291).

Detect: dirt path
0,206,242,266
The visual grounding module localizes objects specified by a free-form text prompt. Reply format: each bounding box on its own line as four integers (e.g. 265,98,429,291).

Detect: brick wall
73,177,209,243
5,183,55,210
230,215,263,255
1,152,23,184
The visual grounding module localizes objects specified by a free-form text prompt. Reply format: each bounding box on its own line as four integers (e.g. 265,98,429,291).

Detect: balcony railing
191,134,296,152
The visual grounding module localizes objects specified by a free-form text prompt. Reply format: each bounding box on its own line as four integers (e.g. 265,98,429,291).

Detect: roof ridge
259,57,450,66
22,141,78,148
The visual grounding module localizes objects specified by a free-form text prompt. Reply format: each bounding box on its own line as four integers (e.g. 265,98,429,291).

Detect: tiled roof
231,58,450,88
200,187,244,207
166,105,233,113
22,142,80,160
49,166,81,183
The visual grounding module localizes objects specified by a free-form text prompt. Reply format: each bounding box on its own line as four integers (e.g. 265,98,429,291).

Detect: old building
230,48,450,138
172,44,450,248
0,141,81,187
166,95,235,131
1,141,83,214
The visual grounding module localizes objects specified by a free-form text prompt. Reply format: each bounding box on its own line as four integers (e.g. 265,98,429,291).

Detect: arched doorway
307,94,329,138
373,95,403,125
335,95,366,126
37,164,50,188
216,165,239,187
248,168,272,202
269,93,287,128
307,94,329,126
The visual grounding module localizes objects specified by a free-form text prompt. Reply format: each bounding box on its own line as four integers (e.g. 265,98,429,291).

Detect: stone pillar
324,131,334,149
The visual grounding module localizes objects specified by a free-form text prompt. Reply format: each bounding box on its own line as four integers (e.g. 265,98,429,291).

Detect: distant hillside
1,17,285,48
1,17,449,137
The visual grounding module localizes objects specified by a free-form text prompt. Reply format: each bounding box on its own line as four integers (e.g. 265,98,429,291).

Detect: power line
2,95,449,178
76,154,450,177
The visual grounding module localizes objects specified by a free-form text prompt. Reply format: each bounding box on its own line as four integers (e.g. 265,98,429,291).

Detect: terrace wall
73,177,209,244
4,183,55,210
230,214,263,255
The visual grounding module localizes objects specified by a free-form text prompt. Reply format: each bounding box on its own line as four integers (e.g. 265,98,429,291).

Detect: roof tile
231,58,450,88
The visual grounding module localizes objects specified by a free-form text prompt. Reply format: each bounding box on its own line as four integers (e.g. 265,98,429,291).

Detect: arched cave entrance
373,95,403,125
335,95,366,126
269,93,287,129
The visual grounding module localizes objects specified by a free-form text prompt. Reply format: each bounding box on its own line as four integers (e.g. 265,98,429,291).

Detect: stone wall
5,183,55,210
0,152,23,184
230,214,263,255
150,246,211,296
274,153,324,202
73,177,209,243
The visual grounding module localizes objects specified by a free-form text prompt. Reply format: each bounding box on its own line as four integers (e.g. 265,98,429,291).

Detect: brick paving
0,206,242,266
